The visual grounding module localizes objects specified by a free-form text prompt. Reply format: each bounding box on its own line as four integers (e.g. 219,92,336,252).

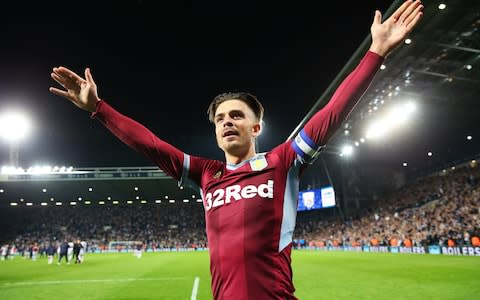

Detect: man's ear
252,122,262,137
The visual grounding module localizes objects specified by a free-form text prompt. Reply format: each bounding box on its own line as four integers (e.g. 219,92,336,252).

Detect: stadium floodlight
340,145,354,157
366,120,388,139
1,166,24,174
0,111,31,143
365,101,417,140
0,110,32,166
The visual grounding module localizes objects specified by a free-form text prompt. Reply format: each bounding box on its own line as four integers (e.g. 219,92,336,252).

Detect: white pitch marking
190,276,200,300
2,277,190,287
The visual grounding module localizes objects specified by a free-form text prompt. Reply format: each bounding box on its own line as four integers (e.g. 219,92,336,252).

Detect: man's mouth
223,130,238,137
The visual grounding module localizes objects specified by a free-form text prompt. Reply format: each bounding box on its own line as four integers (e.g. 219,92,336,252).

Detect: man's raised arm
49,66,185,180
298,0,423,150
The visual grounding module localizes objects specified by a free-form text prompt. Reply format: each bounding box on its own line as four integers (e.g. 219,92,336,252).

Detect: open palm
49,67,100,112
370,0,423,57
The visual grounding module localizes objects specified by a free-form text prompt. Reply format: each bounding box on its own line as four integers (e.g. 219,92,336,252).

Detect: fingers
404,4,424,31
51,66,85,92
49,87,70,99
51,66,87,92
391,0,414,22
392,0,423,24
54,66,84,83
51,72,66,88
398,0,422,25
85,68,95,84
373,10,382,25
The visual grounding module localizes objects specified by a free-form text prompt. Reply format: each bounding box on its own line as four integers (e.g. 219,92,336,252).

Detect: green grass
0,250,479,299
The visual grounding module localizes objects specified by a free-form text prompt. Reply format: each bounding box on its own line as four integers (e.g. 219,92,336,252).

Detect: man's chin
221,142,245,153
222,142,240,151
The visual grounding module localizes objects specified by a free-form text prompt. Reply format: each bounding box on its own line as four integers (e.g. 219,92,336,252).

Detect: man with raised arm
49,1,423,298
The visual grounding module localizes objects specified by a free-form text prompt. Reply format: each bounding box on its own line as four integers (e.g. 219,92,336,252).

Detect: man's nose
222,117,234,127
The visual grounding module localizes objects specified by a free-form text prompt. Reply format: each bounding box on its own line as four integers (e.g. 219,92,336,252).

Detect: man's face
214,99,261,156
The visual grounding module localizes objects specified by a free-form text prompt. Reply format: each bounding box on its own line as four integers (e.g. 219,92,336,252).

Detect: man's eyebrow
215,110,244,118
214,112,225,119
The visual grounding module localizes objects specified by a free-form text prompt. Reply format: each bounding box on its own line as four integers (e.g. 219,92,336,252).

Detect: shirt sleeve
291,50,384,163
91,100,184,180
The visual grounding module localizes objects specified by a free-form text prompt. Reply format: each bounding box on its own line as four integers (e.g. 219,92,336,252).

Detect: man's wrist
368,44,388,58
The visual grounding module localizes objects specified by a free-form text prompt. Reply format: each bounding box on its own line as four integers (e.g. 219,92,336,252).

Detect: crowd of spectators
295,162,480,248
1,203,207,254
1,161,479,254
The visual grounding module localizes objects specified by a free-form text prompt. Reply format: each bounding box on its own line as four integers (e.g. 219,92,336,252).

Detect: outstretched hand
369,0,423,57
49,67,100,113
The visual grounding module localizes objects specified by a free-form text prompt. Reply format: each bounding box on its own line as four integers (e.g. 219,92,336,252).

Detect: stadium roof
0,167,201,207
1,0,479,207
293,0,480,178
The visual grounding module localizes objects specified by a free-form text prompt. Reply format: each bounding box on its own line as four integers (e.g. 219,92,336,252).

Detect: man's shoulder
190,155,225,169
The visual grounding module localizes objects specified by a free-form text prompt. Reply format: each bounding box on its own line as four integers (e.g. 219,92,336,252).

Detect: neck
225,148,257,165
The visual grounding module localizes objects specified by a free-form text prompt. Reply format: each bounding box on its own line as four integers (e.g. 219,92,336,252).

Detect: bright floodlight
0,111,31,142
365,101,417,140
366,120,388,139
340,145,354,157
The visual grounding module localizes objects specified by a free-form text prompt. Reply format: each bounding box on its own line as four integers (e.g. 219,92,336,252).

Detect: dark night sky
0,0,397,168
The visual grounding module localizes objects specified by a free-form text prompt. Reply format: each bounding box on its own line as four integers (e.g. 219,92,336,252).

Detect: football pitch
0,250,479,300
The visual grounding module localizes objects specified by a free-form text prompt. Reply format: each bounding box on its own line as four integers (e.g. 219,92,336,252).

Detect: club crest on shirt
250,156,268,171
213,170,222,179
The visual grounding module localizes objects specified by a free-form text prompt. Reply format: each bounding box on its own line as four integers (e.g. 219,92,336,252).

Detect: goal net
108,241,141,252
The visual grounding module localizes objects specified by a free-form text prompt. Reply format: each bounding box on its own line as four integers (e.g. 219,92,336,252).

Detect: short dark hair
207,92,264,123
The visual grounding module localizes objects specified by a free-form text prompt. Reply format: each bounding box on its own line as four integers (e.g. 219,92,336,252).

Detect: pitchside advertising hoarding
439,246,480,256
309,246,480,256
297,186,336,211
